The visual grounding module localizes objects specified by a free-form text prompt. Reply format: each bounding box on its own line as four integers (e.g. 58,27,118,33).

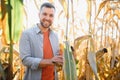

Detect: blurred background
0,0,120,80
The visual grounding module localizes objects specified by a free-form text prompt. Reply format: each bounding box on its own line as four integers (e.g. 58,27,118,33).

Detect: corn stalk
62,0,77,80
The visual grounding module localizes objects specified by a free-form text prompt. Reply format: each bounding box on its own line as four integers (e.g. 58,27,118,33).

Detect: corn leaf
87,37,98,79
4,0,23,44
74,35,91,49
59,0,68,18
96,0,108,18
0,0,8,44
115,9,120,19
11,0,23,43
1,0,23,44
63,41,77,80
87,51,98,79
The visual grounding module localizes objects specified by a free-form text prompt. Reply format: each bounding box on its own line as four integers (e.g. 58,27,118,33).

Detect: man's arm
19,31,41,70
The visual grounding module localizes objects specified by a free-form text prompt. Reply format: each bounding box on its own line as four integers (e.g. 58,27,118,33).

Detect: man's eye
43,13,47,16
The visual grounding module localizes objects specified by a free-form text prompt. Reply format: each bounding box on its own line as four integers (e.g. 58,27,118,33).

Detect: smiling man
19,2,63,80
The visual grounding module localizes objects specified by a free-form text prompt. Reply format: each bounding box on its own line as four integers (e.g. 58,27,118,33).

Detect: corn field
0,0,120,80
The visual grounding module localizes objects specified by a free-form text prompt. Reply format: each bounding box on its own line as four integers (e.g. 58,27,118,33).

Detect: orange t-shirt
41,31,54,80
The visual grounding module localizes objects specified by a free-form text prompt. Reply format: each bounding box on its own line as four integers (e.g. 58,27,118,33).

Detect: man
19,2,63,80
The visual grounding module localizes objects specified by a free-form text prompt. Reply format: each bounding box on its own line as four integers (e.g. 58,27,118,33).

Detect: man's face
39,7,55,28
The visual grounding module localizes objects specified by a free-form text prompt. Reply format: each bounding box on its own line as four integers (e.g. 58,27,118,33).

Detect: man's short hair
40,2,55,10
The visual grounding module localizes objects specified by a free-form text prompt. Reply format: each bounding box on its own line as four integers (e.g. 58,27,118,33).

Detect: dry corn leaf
115,9,120,19
74,35,91,49
96,0,109,18
59,0,68,18
1,0,8,45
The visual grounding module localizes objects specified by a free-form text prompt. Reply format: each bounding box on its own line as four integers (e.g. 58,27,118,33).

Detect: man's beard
40,21,51,28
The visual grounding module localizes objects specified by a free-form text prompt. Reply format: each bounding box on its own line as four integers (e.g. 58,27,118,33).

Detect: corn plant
0,0,23,80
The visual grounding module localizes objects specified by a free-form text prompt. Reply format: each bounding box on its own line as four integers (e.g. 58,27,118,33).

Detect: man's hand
39,55,63,68
52,56,63,66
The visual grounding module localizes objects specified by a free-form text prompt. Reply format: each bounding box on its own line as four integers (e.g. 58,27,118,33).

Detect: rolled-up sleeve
19,31,41,70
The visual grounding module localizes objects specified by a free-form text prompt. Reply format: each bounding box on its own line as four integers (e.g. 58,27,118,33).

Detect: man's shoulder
22,24,37,34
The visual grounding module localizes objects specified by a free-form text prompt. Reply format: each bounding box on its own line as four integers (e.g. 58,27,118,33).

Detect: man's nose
45,15,50,20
